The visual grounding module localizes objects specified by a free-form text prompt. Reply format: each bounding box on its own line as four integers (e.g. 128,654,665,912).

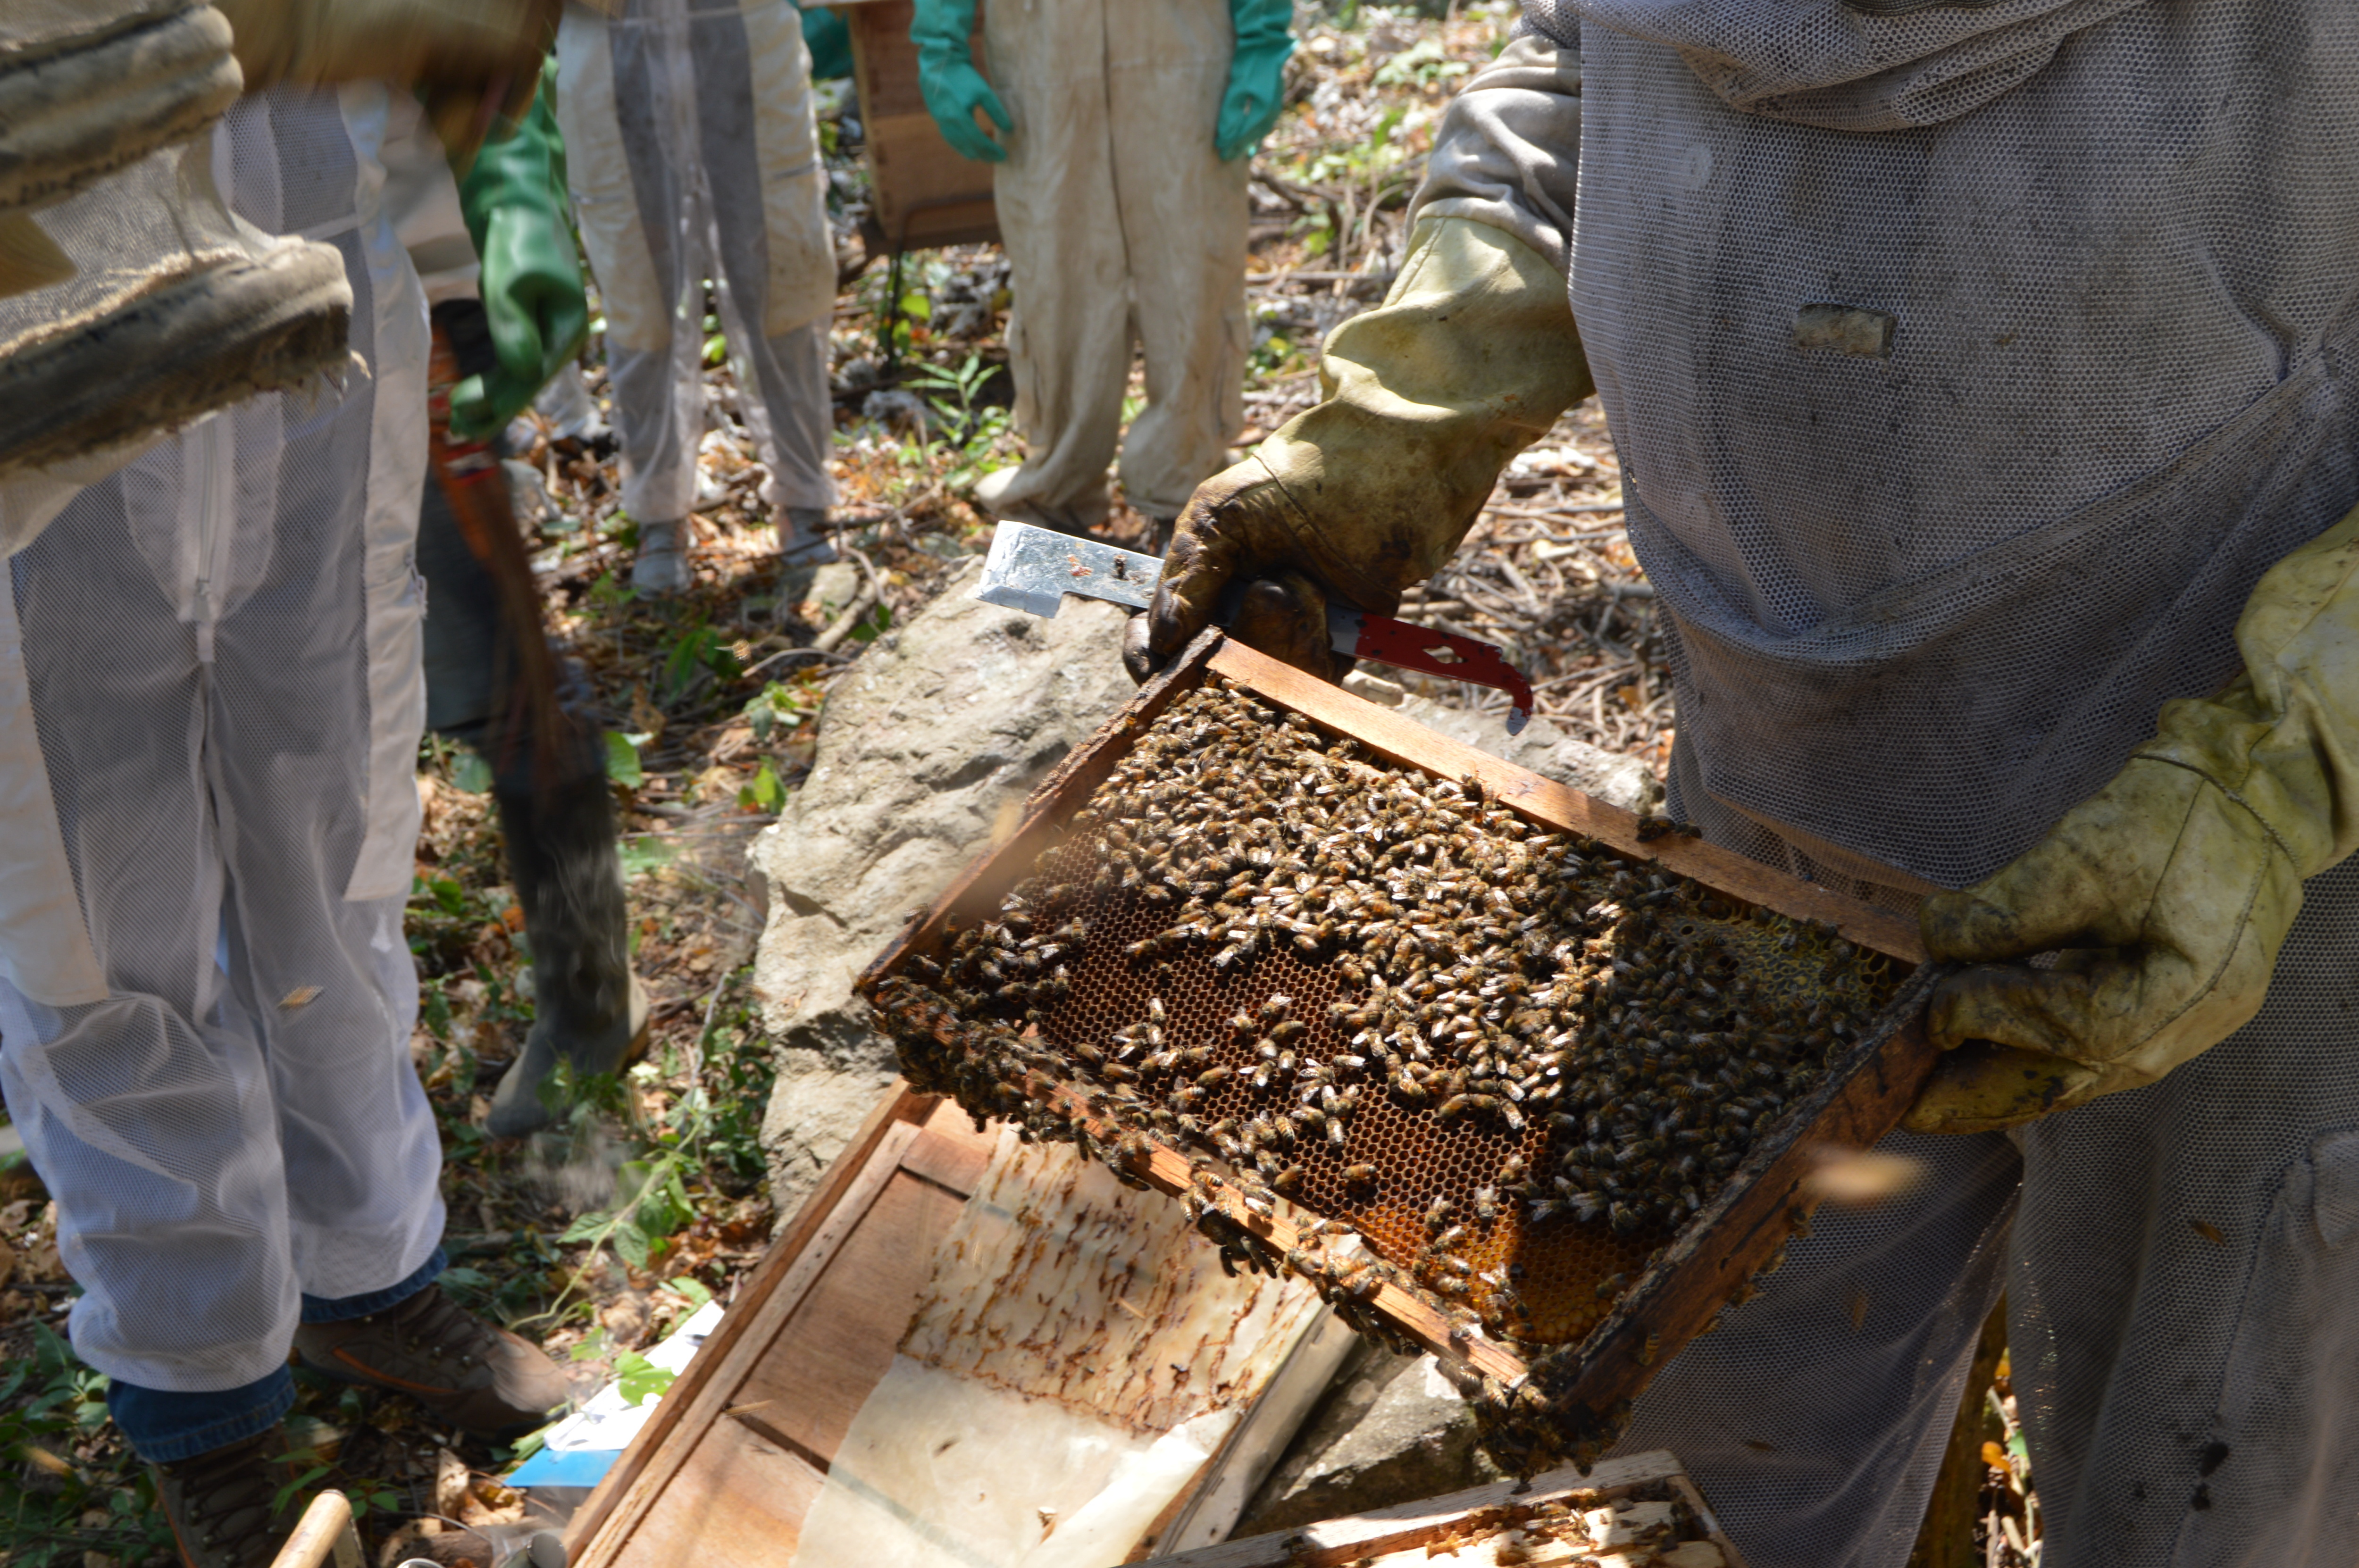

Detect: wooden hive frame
859,628,1942,1469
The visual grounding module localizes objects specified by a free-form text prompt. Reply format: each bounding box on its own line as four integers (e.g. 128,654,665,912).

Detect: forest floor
0,6,2032,1566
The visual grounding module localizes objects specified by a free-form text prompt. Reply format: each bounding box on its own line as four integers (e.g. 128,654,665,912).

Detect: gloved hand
1218,0,1294,162
214,0,561,161
1907,502,2359,1133
1126,214,1592,683
448,62,586,441
912,0,1010,163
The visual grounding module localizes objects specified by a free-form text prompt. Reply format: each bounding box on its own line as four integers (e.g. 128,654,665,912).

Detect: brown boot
292,1285,572,1439
150,1427,296,1568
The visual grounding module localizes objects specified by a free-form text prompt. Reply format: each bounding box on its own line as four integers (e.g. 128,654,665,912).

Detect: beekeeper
912,0,1292,540
1133,8,2359,1568
552,0,840,595
382,67,646,1137
0,8,572,1565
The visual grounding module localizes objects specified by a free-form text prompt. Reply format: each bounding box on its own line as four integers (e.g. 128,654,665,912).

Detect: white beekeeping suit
0,82,444,1395
1410,8,2359,1567
970,0,1251,537
553,0,838,593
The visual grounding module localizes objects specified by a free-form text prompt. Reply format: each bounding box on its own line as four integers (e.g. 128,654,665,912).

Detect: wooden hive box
826,0,1000,251
860,629,1944,1474
1136,1450,1746,1568
564,1084,1356,1568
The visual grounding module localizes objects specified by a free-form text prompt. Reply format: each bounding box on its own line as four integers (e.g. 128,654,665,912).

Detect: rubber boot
486,772,646,1137
632,517,689,596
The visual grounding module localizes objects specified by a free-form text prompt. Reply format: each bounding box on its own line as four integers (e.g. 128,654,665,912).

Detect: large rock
1233,1343,1498,1535
751,558,1136,1213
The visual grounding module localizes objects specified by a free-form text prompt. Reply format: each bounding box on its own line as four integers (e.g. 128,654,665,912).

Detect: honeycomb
868,676,1898,1369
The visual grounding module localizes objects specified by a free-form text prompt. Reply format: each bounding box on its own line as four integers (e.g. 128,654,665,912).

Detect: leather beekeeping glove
1218,0,1294,162
213,0,562,161
1908,502,2359,1133
911,0,1008,164
1126,214,1591,683
448,61,585,441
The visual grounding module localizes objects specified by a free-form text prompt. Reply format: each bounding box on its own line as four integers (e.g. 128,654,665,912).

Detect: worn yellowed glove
1125,214,1592,683
1909,502,2359,1133
215,0,561,158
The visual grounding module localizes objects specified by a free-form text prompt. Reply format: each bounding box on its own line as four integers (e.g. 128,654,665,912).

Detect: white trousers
0,87,444,1394
976,0,1250,531
556,0,838,525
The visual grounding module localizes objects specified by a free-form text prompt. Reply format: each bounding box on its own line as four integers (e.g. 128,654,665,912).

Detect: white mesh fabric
554,0,836,521
1614,1126,2017,1568
2008,856,2359,1568
1565,5,2359,892
0,86,442,1393
1407,9,2359,1565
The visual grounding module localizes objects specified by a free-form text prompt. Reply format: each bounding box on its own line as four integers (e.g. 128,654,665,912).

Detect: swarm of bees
868,675,1898,1472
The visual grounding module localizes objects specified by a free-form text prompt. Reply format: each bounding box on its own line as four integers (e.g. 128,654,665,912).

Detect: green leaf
451,750,494,795
605,731,646,788
668,1276,715,1309
619,836,676,878
559,1210,613,1246
738,761,786,814
612,1217,652,1271
614,1352,677,1407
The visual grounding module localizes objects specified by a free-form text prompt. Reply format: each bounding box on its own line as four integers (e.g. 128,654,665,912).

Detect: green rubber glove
1907,500,2359,1133
803,5,851,82
449,59,586,441
912,0,1009,164
1219,0,1294,162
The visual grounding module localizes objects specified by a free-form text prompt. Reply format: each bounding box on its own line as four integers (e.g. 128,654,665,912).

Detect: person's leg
1108,0,1251,530
416,303,642,1137
970,0,1132,537
0,443,300,1434
555,3,703,594
691,0,838,562
2006,854,2359,1568
1611,1129,2018,1568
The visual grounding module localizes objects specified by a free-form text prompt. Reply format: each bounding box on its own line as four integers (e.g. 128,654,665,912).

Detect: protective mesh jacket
0,84,443,1394
1418,9,2359,1567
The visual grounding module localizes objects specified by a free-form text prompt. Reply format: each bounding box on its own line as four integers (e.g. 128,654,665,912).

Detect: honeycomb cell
869,676,1899,1357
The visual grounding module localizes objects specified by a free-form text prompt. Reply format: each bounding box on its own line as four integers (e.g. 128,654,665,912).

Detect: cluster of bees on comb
868,675,1898,1472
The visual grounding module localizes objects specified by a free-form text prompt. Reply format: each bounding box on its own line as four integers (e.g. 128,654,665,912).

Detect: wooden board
566,1085,974,1568
1137,1449,1746,1568
834,0,1001,251
858,628,1949,1469
566,1081,1347,1568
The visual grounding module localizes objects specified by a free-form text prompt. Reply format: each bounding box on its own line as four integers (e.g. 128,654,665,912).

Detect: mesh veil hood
1522,0,2152,129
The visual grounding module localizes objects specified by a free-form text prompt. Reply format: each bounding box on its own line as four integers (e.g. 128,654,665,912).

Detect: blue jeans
105,1247,446,1463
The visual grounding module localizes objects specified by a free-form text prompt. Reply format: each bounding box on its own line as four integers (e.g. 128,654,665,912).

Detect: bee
1343,1164,1378,1190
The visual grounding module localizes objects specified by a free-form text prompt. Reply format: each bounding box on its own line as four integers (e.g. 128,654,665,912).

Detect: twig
739,644,852,680
811,547,882,653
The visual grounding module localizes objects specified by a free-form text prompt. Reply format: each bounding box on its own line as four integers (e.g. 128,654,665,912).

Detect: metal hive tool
861,631,1942,1475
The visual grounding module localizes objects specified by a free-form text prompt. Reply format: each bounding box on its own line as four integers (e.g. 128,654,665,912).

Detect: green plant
1372,36,1469,89
660,621,744,699
605,731,651,788
902,353,1013,489
737,762,786,814
0,1325,173,1568
567,1330,677,1409
740,680,818,742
